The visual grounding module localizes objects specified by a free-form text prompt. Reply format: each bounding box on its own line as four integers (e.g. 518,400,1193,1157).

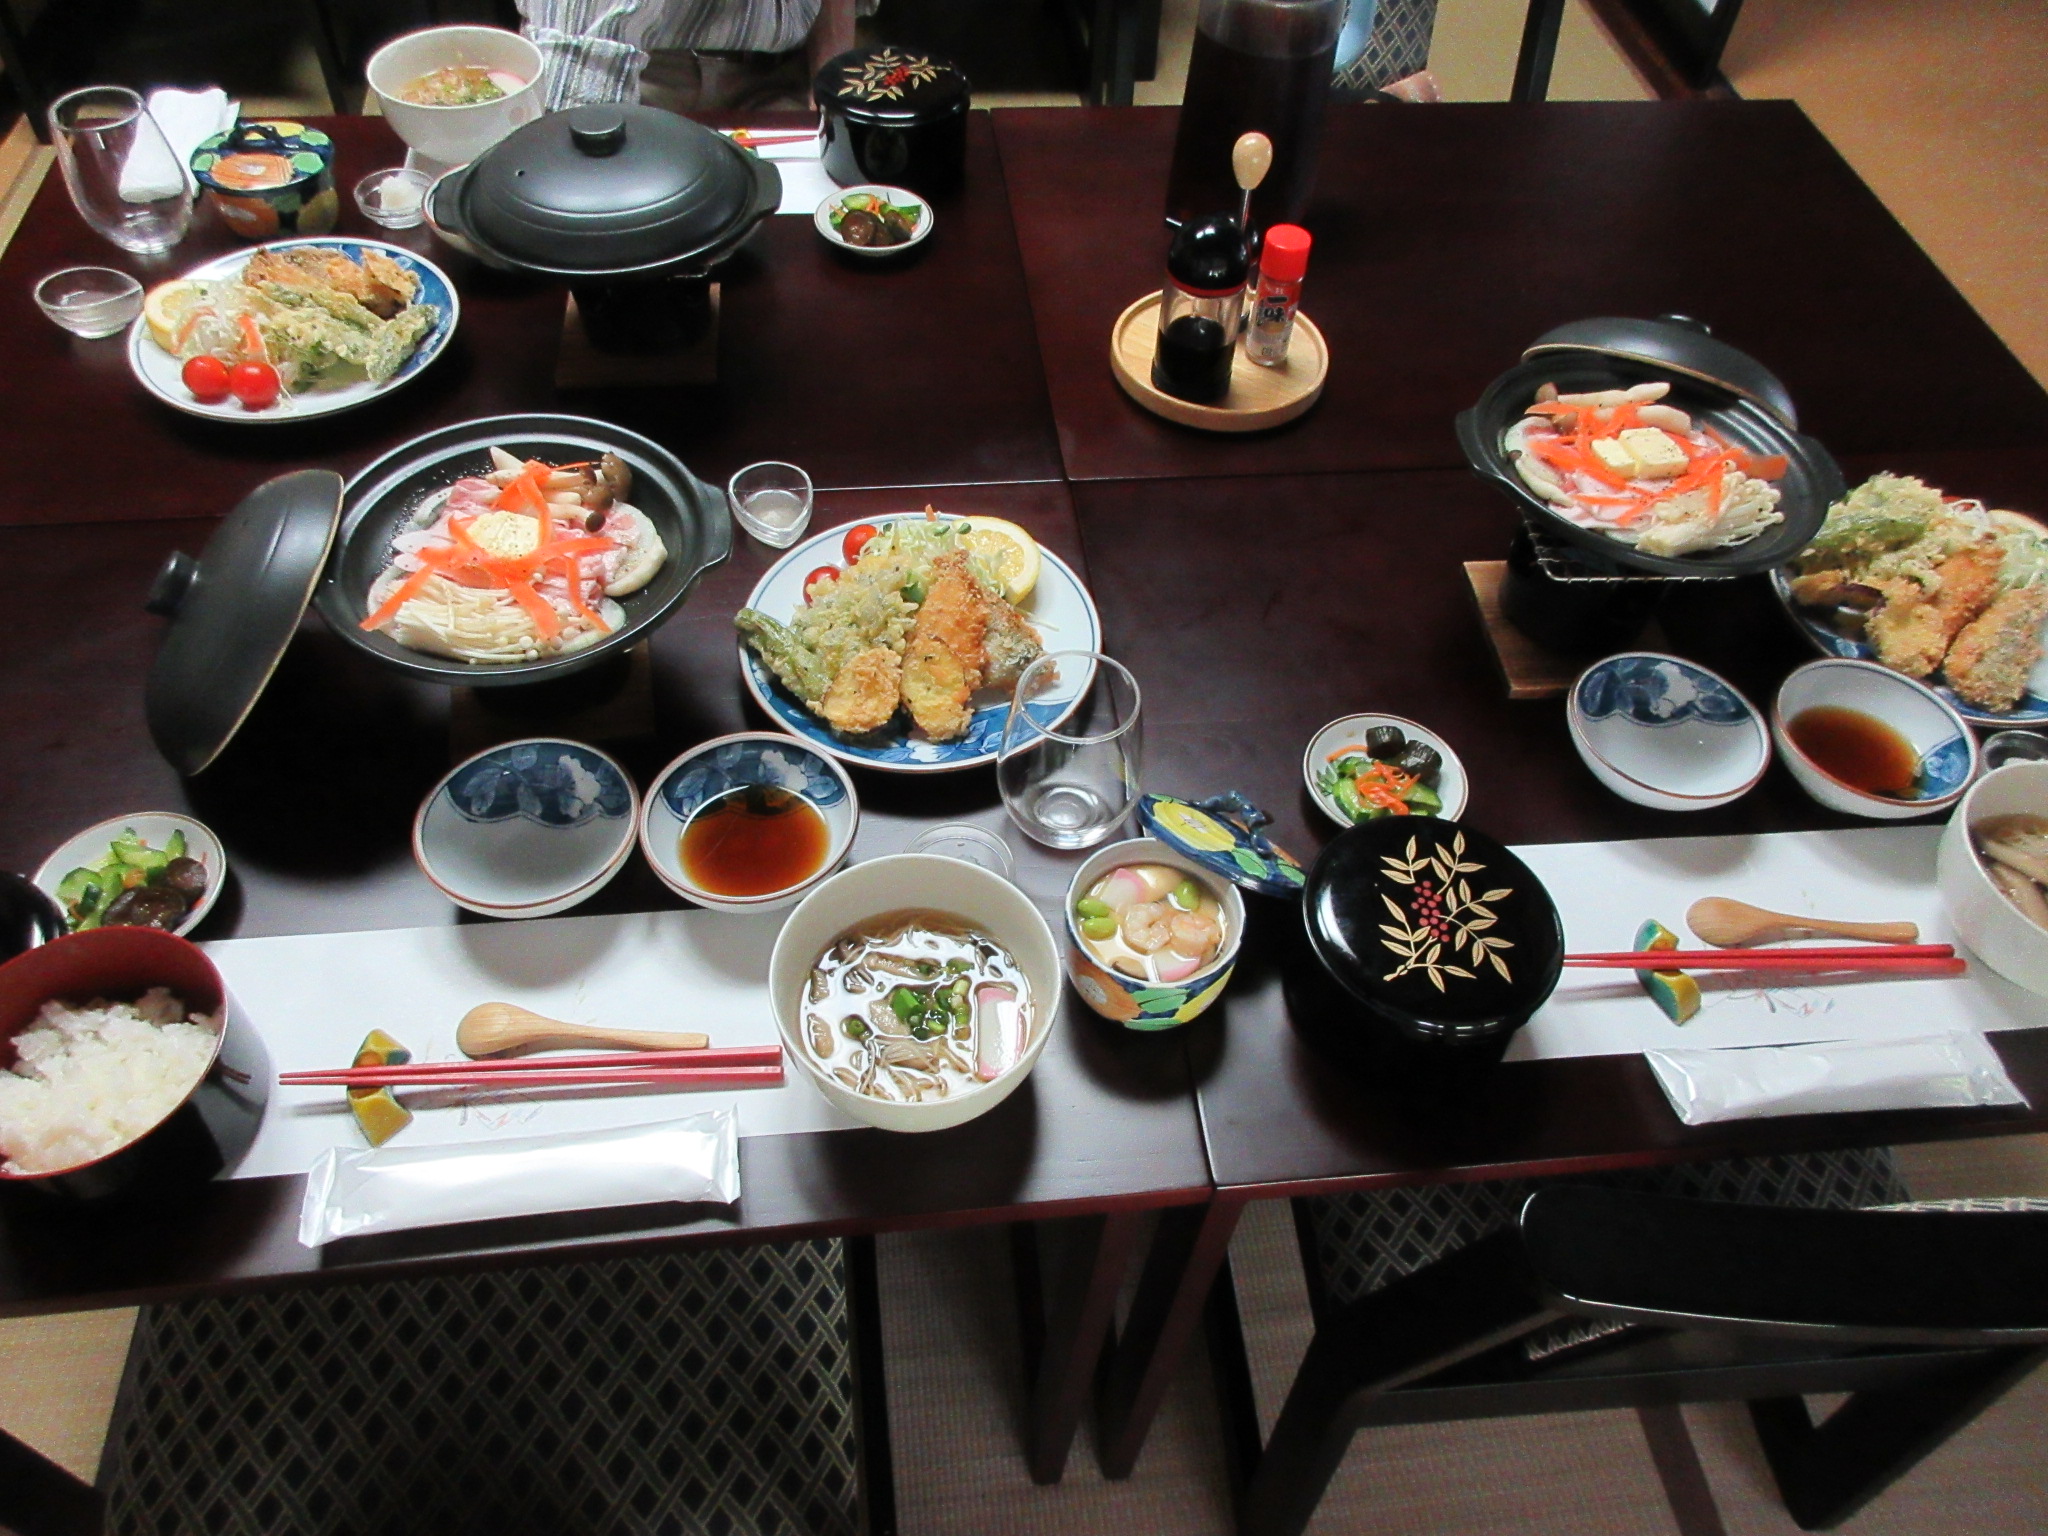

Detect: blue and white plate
1770,510,2048,728
413,739,637,917
126,236,458,423
736,518,1102,774
1568,653,1769,812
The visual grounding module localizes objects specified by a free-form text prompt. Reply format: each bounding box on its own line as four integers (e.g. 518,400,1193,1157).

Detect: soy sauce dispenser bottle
1151,212,1251,404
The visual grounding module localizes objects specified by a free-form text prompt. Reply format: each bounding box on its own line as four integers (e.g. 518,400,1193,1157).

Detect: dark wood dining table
3,96,2048,1516
0,114,1195,1501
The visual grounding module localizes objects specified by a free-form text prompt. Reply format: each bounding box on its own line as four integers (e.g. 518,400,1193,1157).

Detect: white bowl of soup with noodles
769,854,1060,1132
1062,838,1244,1030
367,26,544,170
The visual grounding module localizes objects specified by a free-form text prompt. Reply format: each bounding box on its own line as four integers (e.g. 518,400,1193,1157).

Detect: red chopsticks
1565,944,1961,975
281,1044,783,1092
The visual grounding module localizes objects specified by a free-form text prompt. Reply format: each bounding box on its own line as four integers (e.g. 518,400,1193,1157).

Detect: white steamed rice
0,987,219,1175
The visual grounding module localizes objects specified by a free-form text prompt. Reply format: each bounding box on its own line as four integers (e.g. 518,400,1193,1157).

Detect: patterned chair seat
102,1239,885,1536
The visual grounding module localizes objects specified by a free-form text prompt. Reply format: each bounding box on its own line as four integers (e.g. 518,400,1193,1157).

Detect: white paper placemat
208,909,862,1181
1506,826,2042,1062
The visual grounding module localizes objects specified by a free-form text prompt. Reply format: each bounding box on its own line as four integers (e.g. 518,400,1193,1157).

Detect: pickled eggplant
1364,725,1406,760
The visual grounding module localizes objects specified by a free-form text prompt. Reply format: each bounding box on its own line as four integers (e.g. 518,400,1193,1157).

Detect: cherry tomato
801,566,838,603
181,354,231,403
228,360,281,410
842,524,879,564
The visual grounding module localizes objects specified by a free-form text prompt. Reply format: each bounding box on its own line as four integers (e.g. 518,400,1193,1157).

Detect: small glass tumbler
48,86,192,255
34,266,143,337
728,462,814,549
998,652,1143,850
906,824,1016,880
354,167,434,230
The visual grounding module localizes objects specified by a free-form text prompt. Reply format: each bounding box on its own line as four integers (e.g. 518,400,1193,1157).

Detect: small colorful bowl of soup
640,733,858,914
769,854,1061,1132
1062,837,1245,1030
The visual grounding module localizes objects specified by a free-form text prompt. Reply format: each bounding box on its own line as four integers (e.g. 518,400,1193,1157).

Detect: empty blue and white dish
639,732,859,914
413,739,637,917
1773,658,1979,820
1568,653,1769,811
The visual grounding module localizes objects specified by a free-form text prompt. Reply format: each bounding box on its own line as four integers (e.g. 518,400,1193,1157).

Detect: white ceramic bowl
414,739,637,918
1303,714,1469,828
640,733,858,914
1937,760,2048,997
769,854,1061,1132
1773,658,1980,820
1567,653,1769,812
1061,837,1245,1030
813,185,933,258
366,25,544,170
33,812,225,937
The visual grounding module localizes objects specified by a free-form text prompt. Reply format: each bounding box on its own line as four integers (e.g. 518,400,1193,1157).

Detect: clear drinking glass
727,461,814,548
48,86,192,255
998,652,1142,850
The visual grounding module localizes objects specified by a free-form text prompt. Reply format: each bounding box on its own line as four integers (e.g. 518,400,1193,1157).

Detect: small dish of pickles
1303,714,1468,829
32,812,224,937
813,185,932,258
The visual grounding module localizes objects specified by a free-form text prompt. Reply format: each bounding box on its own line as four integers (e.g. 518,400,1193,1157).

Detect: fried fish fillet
820,646,903,736
1944,586,2048,713
899,553,990,741
982,593,1045,692
243,245,417,318
1867,548,2004,677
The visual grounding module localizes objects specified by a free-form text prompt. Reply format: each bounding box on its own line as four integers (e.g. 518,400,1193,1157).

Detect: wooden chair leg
1239,1325,1364,1536
1202,1253,1263,1509
0,1422,102,1536
300,0,360,115
1014,1212,1145,1485
1511,0,1566,102
842,1233,897,1536
1241,1229,1561,1536
1749,1347,2048,1531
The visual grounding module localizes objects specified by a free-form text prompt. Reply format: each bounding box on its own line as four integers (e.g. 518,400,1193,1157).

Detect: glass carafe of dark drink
1164,0,1343,232
1152,213,1251,404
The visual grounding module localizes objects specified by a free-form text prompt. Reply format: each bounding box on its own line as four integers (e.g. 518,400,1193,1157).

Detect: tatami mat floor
4,0,2048,1527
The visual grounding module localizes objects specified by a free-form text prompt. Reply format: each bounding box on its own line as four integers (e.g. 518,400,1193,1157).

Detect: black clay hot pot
0,926,269,1200
313,414,731,687
1292,817,1565,1075
1457,315,1845,580
426,104,781,352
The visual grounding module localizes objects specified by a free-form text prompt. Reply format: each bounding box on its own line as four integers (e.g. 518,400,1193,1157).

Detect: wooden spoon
1232,131,1273,235
456,1002,710,1059
1685,897,1919,949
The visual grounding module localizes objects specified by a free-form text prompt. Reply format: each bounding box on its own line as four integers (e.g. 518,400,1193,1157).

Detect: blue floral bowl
413,739,638,917
1568,652,1770,811
639,733,859,913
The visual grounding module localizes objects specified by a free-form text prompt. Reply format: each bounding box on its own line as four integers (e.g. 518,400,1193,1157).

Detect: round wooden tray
1109,291,1329,432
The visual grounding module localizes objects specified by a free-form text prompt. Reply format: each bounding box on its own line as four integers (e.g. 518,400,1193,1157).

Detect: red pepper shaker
1245,224,1312,367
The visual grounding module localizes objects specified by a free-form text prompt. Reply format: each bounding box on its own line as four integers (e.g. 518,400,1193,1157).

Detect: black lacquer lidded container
1293,817,1564,1076
814,47,970,196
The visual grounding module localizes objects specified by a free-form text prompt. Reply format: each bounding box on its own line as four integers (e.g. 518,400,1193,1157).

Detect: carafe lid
1166,214,1250,296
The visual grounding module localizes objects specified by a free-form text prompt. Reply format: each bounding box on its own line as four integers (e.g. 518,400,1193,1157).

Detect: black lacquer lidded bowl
814,46,970,196
1297,818,1563,1071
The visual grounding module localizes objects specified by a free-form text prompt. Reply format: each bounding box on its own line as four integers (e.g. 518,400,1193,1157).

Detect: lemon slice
962,515,1040,603
141,279,207,353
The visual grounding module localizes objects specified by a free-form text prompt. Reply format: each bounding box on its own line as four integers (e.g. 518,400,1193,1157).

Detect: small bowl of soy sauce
640,733,860,914
1773,658,1981,820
